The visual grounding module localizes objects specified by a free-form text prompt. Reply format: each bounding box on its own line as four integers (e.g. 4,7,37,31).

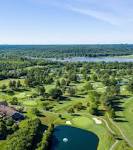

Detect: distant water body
46,57,133,62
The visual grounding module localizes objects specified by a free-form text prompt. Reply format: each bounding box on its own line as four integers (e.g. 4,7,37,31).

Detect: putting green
72,116,93,129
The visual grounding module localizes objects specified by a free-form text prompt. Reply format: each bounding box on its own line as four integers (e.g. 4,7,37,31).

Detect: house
0,104,25,121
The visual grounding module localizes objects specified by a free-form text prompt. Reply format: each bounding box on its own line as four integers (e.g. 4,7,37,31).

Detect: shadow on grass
109,95,129,123
114,119,128,122
71,113,81,116
95,110,106,116
15,88,30,92
109,95,128,112
70,95,85,98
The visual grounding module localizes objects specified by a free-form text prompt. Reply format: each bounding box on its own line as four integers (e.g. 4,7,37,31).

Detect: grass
72,116,93,128
117,55,133,58
114,97,133,146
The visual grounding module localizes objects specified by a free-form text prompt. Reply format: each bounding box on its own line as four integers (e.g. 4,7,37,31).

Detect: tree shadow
109,95,126,112
95,110,106,116
71,113,81,116
114,119,128,122
114,115,128,122
70,95,85,98
109,95,129,123
32,124,48,149
59,96,70,101
15,88,30,92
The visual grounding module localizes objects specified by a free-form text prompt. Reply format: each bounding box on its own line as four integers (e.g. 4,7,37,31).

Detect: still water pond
50,125,99,150
47,57,133,62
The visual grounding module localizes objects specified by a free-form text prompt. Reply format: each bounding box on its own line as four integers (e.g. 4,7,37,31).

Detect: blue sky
0,0,133,44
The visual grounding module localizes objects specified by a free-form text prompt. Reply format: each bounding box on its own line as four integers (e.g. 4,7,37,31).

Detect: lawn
114,97,133,146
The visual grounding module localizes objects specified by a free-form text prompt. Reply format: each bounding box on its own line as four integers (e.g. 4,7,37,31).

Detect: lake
50,125,99,150
47,57,133,62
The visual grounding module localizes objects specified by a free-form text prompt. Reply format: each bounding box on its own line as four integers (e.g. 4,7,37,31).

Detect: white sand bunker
65,121,72,125
93,117,102,124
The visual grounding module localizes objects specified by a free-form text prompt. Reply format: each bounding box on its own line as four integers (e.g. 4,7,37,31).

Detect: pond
47,57,133,62
50,125,99,150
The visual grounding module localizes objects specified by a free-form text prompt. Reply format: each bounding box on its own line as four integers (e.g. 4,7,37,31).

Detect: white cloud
30,0,133,26
66,5,119,25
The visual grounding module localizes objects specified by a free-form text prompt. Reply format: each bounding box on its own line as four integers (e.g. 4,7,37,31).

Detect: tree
10,97,18,105
0,120,7,139
1,84,7,91
108,108,115,119
37,86,45,96
56,80,60,87
5,119,41,150
67,87,76,96
9,80,13,89
60,79,66,87
67,107,75,114
84,82,93,91
31,108,41,116
126,80,133,93
6,117,14,126
36,124,54,150
100,93,109,110
69,73,78,82
12,80,16,89
74,102,83,111
66,79,70,86
91,73,98,82
16,80,22,89
89,103,98,115
87,91,99,103
106,85,120,97
12,123,19,132
115,84,120,95
49,88,63,100
9,80,16,90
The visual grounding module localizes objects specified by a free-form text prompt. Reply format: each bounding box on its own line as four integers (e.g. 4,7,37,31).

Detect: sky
0,0,133,44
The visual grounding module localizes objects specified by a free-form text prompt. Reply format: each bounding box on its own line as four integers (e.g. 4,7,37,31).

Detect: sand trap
93,117,102,124
66,121,72,125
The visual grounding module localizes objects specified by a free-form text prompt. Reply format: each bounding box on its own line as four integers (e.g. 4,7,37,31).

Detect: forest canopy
0,44,133,58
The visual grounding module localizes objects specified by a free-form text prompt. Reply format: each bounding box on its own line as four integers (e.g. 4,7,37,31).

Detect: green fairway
115,97,133,146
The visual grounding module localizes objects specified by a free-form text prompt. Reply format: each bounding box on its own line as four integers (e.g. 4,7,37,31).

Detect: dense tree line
1,44,133,58
0,117,19,140
5,119,41,150
36,124,54,150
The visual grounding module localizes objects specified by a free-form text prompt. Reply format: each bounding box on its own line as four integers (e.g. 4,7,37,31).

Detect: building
0,104,25,121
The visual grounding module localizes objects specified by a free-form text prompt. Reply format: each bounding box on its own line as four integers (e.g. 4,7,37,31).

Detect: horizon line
0,43,132,46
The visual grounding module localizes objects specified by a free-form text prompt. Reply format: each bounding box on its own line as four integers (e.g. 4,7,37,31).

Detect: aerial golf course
0,45,133,150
